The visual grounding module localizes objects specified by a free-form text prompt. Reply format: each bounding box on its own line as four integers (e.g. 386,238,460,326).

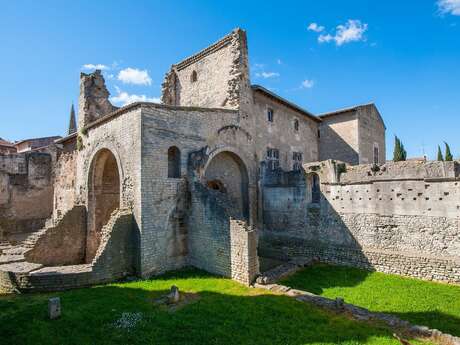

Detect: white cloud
110,88,160,106
117,67,152,86
308,22,325,33
82,63,110,70
334,20,368,45
311,20,368,46
438,0,460,15
301,79,315,89
276,59,283,65
318,34,334,43
255,71,280,79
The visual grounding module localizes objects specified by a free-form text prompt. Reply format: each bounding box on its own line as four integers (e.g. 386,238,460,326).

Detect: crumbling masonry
0,29,458,293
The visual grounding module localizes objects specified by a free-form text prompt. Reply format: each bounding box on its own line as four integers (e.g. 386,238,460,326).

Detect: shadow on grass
282,263,373,295
0,269,412,345
281,264,460,337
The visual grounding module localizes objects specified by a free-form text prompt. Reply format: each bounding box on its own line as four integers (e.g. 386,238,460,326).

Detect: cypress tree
393,136,406,162
444,142,453,161
437,145,444,161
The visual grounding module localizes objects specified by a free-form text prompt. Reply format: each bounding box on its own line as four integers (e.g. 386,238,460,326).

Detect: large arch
203,150,249,220
86,148,121,262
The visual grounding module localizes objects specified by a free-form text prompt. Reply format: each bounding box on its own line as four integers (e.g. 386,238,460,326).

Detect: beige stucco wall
251,92,320,170
357,106,386,165
319,112,359,165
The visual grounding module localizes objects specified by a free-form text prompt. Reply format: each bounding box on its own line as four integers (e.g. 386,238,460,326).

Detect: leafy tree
437,145,444,161
444,142,453,161
393,136,407,162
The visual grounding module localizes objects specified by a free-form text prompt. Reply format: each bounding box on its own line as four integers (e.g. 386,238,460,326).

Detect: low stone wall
259,234,460,283
188,182,258,285
24,206,87,266
92,209,139,280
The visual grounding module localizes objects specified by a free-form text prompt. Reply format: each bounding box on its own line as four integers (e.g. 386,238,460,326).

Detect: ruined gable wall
357,106,386,164
252,92,319,169
0,152,54,242
260,160,460,283
319,112,359,165
162,29,251,111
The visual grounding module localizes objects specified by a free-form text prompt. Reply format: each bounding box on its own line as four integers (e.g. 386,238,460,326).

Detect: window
168,146,181,178
292,152,303,171
311,174,321,204
191,70,197,83
373,144,379,165
267,108,274,122
294,119,299,132
317,129,321,138
266,148,279,170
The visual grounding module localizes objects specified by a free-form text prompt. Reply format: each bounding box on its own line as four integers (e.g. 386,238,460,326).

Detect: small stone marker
48,297,61,319
167,285,180,304
335,297,345,310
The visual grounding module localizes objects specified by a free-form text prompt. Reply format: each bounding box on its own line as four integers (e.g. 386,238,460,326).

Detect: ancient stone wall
162,29,251,111
24,206,87,266
0,152,54,242
188,182,258,284
260,160,460,283
52,151,77,219
139,103,257,277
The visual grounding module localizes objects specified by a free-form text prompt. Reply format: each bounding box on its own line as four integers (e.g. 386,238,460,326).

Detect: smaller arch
190,70,198,83
168,146,181,178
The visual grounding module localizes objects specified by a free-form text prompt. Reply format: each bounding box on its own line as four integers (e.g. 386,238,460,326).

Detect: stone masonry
1,28,457,293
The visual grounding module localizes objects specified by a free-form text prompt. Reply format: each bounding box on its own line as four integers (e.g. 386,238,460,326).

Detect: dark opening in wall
207,179,226,193
191,70,197,82
168,146,181,178
311,173,321,204
267,108,274,122
294,119,299,131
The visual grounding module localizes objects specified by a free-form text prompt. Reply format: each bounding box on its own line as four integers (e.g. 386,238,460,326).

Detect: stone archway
204,151,249,220
86,148,121,262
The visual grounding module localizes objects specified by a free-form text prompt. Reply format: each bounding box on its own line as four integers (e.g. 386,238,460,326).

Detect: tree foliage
393,136,407,162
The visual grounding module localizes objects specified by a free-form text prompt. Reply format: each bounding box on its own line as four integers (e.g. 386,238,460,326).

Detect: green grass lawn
281,264,460,337
0,268,430,345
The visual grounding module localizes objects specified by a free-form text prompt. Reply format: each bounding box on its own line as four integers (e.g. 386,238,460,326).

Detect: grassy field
282,264,460,337
0,268,431,345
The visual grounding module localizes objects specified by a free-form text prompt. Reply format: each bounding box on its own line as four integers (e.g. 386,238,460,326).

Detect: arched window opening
168,146,181,178
294,119,299,132
191,70,198,83
311,173,321,204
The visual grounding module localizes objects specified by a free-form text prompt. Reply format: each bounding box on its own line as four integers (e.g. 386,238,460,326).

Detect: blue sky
0,0,459,160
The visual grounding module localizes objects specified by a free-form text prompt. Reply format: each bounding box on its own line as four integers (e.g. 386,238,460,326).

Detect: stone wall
52,151,77,219
0,152,54,242
24,206,87,266
252,91,320,170
260,160,460,283
162,28,250,111
188,182,258,284
139,103,256,277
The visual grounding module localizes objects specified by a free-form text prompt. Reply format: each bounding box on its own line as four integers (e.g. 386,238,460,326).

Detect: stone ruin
0,28,458,293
